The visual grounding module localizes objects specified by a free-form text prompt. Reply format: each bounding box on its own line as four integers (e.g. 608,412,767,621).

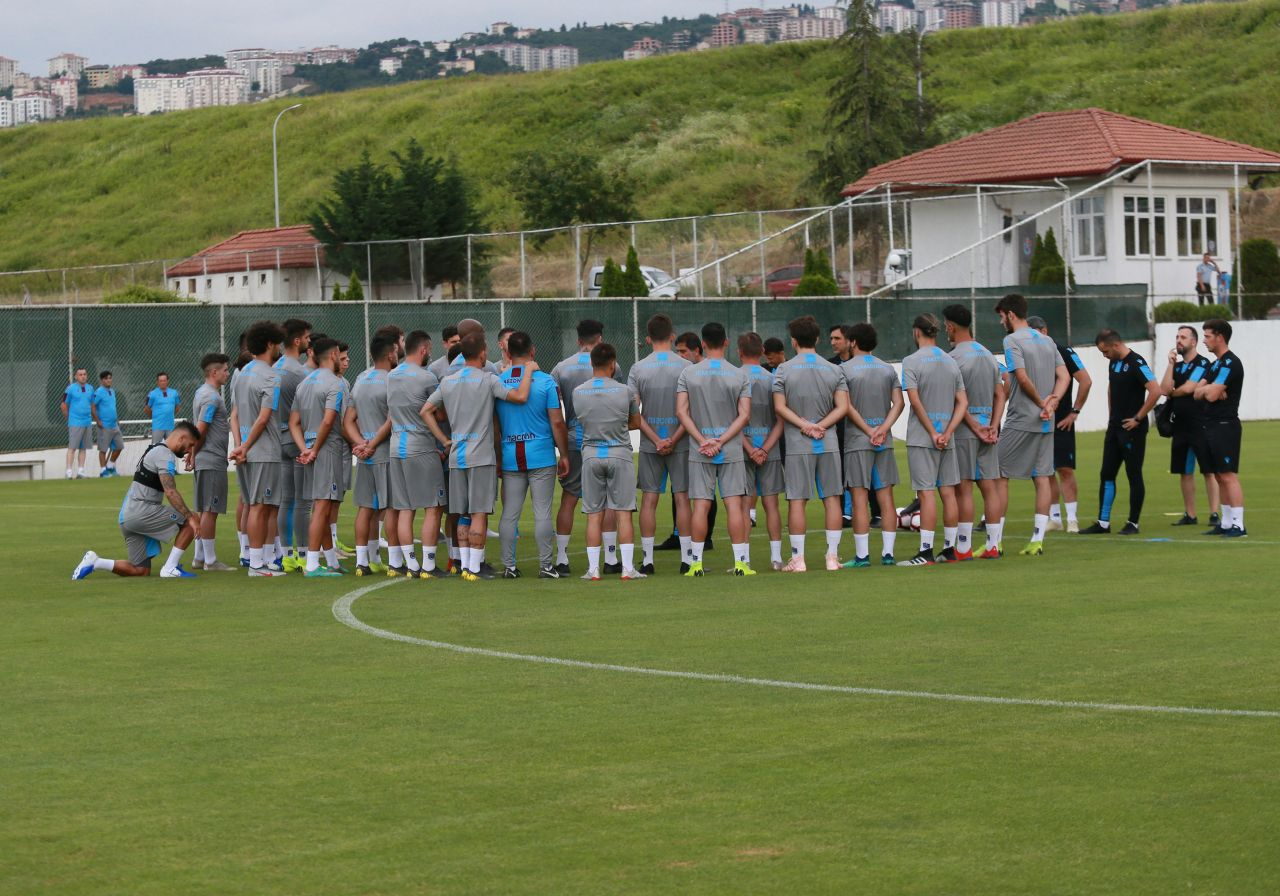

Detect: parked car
747,264,851,298
585,265,680,298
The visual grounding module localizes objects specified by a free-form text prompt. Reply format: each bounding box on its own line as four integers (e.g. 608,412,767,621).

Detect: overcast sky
5,1,727,70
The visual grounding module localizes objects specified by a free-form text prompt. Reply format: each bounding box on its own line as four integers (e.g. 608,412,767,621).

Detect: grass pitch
3,425,1278,894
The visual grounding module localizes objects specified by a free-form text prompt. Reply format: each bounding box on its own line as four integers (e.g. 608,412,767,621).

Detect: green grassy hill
4,0,1280,272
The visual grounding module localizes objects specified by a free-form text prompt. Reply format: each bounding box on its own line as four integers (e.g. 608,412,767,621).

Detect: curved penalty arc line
332,580,1280,720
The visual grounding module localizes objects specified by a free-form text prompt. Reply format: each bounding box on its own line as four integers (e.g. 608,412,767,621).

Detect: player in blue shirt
62,367,94,479
146,373,181,442
495,332,570,578
91,371,124,477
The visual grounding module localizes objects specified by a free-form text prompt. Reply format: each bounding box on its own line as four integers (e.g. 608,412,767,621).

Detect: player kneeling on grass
73,422,203,580
674,322,754,576
573,343,645,580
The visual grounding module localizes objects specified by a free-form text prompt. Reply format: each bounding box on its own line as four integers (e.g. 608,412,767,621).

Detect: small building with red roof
165,226,331,303
841,108,1280,303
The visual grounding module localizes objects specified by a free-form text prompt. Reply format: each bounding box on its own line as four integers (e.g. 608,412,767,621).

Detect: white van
585,265,680,298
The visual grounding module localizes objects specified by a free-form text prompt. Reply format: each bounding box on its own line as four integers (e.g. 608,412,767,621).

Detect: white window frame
1174,196,1219,258
1123,195,1167,258
1072,195,1106,259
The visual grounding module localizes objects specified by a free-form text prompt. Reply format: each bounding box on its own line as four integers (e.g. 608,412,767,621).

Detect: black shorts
1053,425,1076,470
1198,419,1242,475
1169,428,1207,476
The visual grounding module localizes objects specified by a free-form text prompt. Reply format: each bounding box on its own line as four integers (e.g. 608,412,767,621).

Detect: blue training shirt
63,383,93,426
496,366,560,472
92,386,119,427
146,387,180,430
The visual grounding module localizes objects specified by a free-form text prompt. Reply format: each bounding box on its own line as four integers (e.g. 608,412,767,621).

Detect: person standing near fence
146,373,181,443
91,371,124,477
62,367,93,479
228,321,286,577
1160,325,1219,528
1081,330,1161,536
1193,319,1247,537
1195,253,1220,306
1025,317,1092,534
188,353,235,571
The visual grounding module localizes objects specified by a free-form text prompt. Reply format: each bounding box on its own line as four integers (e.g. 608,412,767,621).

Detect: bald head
457,318,485,339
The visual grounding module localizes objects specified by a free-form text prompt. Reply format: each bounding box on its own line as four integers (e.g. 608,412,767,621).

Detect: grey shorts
999,428,1054,480
235,463,248,503
390,453,447,510
309,448,346,502
241,460,281,506
688,460,748,501
558,449,583,497
194,469,229,513
96,426,124,453
953,438,1001,482
341,446,352,491
68,426,92,451
582,455,637,514
277,455,297,509
449,465,498,515
844,449,899,491
637,451,689,494
907,445,961,491
120,502,183,567
747,458,785,497
354,462,390,510
151,429,171,444
783,452,842,501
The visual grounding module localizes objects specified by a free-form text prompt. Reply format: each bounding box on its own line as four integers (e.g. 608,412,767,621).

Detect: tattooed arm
159,472,199,527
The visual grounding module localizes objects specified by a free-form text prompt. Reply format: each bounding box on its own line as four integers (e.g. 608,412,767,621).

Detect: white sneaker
1066,519,1080,534
72,550,98,580
1047,519,1064,531
580,569,601,581
190,559,205,570
825,553,841,571
248,567,286,577
620,567,647,580
203,560,237,572
65,469,74,479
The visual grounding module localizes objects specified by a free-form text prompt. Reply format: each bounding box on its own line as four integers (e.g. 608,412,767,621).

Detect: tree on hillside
809,0,937,199
309,141,484,298
509,149,637,282
621,245,649,297
792,248,839,297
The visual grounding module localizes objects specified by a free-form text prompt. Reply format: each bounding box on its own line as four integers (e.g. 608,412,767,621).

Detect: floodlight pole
273,103,303,228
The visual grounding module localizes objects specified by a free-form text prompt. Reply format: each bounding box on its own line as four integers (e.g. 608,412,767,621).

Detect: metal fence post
631,298,639,368
828,209,837,280
500,299,506,329
846,205,855,297
366,244,374,304
518,231,527,298
218,303,226,355
67,305,74,379
758,212,767,292
692,217,701,298
574,226,582,299
466,235,473,302
62,269,67,304
751,297,757,333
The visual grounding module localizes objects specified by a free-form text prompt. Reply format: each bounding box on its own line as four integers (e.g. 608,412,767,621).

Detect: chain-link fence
2,287,1149,454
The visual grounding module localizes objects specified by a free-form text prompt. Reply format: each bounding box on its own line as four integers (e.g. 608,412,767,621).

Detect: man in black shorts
1193,319,1246,536
1160,324,1219,527
1028,317,1091,533
1081,329,1160,535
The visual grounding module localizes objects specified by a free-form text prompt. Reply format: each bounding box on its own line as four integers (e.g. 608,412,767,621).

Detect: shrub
102,284,187,304
343,274,364,302
331,282,343,301
792,248,838,297
621,245,649,297
1235,238,1280,319
598,258,627,297
1154,300,1233,323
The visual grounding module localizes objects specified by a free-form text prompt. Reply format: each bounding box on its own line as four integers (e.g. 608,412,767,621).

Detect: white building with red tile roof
841,108,1280,303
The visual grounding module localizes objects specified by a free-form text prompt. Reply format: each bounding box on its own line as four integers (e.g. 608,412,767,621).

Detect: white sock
306,550,320,572
919,530,935,553
422,547,437,570
1049,505,1062,522
882,530,897,556
943,527,957,549
854,532,869,558
1233,506,1245,529
603,532,618,564
162,545,184,572
273,537,284,560
556,534,570,564
789,534,805,557
679,535,692,560
78,467,85,476
388,545,404,567
1065,501,1078,523
732,542,749,564
769,540,782,563
330,523,339,545
825,529,841,556
94,557,115,571
1218,504,1233,528
986,521,1003,548
356,545,369,567
237,531,249,557
1032,513,1048,542
405,552,420,572
378,522,386,542
957,523,973,552
620,543,635,569
249,547,264,569
586,545,601,573
749,508,757,523
366,541,380,565
641,536,655,566
201,538,218,563
690,541,705,563
473,544,485,570
324,547,338,567
459,546,472,571
193,539,205,562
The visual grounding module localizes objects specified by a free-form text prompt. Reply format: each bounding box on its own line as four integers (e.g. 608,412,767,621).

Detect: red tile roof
165,226,323,277
842,108,1280,195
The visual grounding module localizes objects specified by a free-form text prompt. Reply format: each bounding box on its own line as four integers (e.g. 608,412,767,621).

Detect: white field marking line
332,580,1280,720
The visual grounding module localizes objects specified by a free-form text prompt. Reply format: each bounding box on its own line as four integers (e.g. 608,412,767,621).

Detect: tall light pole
272,103,303,228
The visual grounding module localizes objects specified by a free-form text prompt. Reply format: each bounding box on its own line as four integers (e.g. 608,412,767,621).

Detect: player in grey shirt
944,304,1007,562
188,353,235,571
72,423,202,580
571,342,643,580
627,313,692,574
387,330,445,577
674,322,753,576
423,332,534,581
348,336,395,575
995,293,1068,555
899,314,967,567
227,320,286,576
738,332,786,570
770,315,850,572
840,323,905,567
272,318,312,568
